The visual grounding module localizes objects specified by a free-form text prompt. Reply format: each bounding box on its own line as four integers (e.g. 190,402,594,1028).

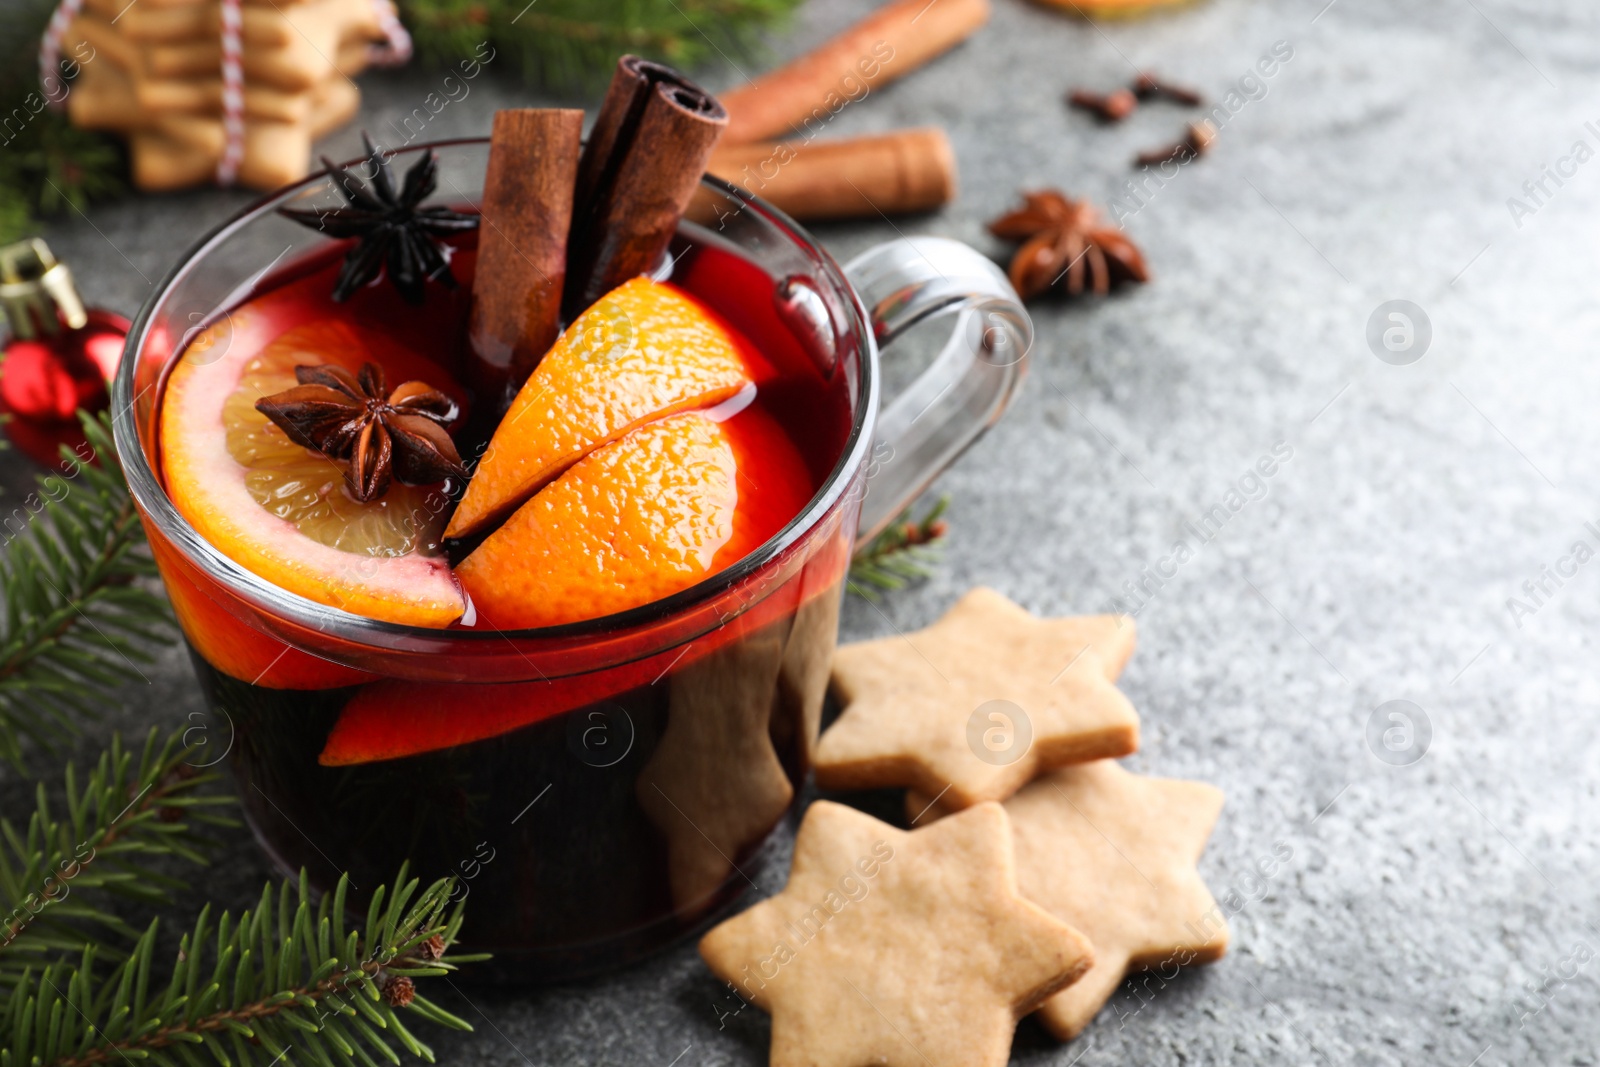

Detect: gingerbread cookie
136,72,318,124
701,800,1093,1067
815,587,1138,808
67,61,144,134
154,74,358,141
775,545,849,767
130,125,305,192
128,29,373,91
63,0,385,191
65,11,140,70
84,0,339,48
637,631,796,917
910,760,1228,1039
123,71,353,181
115,0,314,9
69,0,377,96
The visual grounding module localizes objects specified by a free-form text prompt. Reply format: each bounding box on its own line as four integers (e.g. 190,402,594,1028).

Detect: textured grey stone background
13,0,1600,1062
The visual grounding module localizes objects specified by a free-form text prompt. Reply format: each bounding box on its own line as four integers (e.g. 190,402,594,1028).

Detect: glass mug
113,138,1032,982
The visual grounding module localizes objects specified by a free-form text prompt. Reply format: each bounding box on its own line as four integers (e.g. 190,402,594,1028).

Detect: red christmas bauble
0,308,129,466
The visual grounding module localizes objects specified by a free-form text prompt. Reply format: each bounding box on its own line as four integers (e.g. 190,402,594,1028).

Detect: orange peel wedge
445,277,761,540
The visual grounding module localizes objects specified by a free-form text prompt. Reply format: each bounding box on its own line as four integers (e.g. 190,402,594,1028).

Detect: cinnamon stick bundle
468,108,583,405
708,129,956,221
565,56,728,318
719,0,990,145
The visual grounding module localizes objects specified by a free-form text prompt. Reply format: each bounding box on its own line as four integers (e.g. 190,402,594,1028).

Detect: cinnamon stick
468,108,583,406
718,0,990,146
564,56,728,317
708,128,957,221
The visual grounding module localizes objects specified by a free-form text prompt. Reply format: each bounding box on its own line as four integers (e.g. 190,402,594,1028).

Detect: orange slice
323,405,817,763
160,316,467,627
457,411,737,629
444,277,761,539
146,528,373,690
457,404,813,630
321,672,643,766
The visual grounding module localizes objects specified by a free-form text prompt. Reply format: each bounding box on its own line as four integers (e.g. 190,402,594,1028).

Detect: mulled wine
149,223,855,979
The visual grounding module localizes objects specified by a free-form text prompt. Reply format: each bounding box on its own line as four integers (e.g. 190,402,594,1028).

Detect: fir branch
0,0,124,244
0,413,175,767
398,0,803,93
12,117,125,221
0,727,235,982
2,868,475,1067
848,495,949,600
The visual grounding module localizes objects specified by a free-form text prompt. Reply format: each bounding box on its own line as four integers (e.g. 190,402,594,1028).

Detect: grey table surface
12,0,1600,1062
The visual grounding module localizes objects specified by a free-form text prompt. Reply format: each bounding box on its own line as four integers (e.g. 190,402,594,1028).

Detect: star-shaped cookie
909,760,1228,1039
637,632,796,917
816,587,1138,808
700,800,1093,1067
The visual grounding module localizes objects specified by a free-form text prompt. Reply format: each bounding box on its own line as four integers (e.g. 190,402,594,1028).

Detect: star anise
988,190,1149,301
255,362,467,503
279,133,478,306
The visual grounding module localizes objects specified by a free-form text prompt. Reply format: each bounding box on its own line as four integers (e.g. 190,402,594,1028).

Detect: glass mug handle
843,236,1033,547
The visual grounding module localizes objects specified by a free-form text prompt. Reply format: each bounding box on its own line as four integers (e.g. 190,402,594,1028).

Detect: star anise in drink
255,362,467,503
279,133,478,305
988,190,1149,301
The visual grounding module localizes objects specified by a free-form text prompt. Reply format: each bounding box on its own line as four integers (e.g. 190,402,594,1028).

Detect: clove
1131,72,1204,106
1068,87,1138,123
1134,120,1217,167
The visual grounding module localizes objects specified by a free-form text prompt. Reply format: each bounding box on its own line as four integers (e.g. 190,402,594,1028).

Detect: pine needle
848,495,949,600
397,0,803,93
1,867,474,1067
0,413,175,768
0,728,235,985
0,0,123,244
